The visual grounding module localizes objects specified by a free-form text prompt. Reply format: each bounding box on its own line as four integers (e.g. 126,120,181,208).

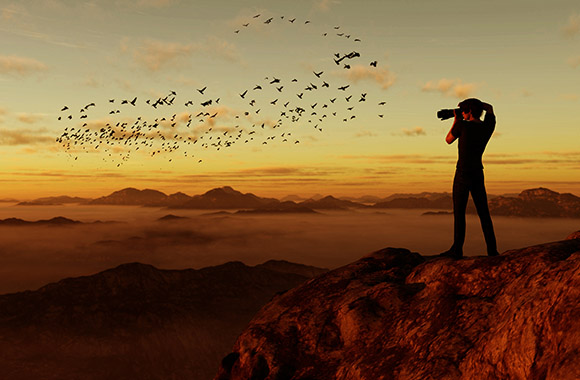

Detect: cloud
0,128,55,146
339,65,395,90
422,78,479,98
205,36,242,63
126,37,242,72
559,93,579,101
82,75,101,88
17,113,45,124
341,154,452,165
567,55,580,68
315,0,340,12
136,0,178,7
400,127,426,137
0,55,48,76
1,4,23,20
131,39,195,72
355,130,378,138
562,13,580,38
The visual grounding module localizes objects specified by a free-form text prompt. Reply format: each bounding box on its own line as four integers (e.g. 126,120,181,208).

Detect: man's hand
482,102,494,115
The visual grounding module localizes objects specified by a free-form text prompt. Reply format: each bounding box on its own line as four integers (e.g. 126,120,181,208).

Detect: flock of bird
56,14,388,166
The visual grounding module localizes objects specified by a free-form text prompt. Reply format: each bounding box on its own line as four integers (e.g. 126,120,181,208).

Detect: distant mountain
0,260,327,380
17,196,92,206
156,214,190,221
298,195,367,210
339,195,384,204
381,192,451,202
89,187,169,206
373,195,453,210
0,216,82,226
235,201,318,214
487,187,580,217
0,217,118,226
0,198,19,203
256,259,328,278
172,186,278,209
280,194,308,202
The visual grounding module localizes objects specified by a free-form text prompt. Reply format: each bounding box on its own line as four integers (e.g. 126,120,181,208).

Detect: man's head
458,98,484,119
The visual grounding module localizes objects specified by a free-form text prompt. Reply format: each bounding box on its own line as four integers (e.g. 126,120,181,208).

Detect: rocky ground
216,231,580,380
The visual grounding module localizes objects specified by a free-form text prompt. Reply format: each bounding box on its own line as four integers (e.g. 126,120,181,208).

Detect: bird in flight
198,87,207,94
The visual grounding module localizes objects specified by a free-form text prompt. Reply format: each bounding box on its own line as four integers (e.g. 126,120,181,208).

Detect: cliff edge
216,231,580,380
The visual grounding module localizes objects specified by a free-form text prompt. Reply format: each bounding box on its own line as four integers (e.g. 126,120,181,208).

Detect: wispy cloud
0,55,48,76
562,12,580,38
339,65,395,90
136,0,178,8
567,55,580,68
1,4,23,20
131,39,195,72
125,36,243,72
0,128,55,146
354,130,378,138
314,0,340,12
397,127,426,137
341,154,452,165
17,113,45,124
422,78,479,98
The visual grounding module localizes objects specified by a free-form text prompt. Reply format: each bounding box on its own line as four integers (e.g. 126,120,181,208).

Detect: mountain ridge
8,186,580,217
0,260,327,380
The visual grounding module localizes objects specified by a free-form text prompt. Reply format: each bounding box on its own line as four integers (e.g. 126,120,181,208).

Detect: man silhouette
441,98,499,259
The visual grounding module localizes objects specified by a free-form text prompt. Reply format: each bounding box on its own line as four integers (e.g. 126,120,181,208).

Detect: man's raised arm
482,102,494,115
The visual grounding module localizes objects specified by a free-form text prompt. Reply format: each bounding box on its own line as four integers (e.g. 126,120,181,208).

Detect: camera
437,108,461,121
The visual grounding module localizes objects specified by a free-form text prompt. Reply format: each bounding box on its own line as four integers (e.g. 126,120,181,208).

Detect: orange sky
1,0,580,199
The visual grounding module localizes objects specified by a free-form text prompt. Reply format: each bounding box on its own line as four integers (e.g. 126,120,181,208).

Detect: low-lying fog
0,203,578,294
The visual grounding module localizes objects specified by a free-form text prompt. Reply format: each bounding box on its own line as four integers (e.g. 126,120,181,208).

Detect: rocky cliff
216,231,580,380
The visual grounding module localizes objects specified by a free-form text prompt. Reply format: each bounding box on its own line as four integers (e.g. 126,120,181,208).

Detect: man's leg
470,171,498,256
451,170,470,257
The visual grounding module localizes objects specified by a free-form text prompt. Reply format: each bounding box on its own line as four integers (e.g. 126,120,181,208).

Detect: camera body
437,108,461,121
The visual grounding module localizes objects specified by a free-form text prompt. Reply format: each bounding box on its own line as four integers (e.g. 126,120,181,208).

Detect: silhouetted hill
157,214,190,221
486,187,580,217
216,231,580,380
0,260,326,380
172,186,278,209
0,216,83,226
298,195,367,209
89,187,169,206
17,196,92,206
339,195,383,204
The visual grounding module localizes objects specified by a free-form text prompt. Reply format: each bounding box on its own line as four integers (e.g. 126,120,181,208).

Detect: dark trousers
452,169,497,255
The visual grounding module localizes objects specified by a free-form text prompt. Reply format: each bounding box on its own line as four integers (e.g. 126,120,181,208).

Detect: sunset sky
1,0,579,199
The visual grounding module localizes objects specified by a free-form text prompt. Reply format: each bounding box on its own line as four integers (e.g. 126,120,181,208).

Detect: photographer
440,98,499,259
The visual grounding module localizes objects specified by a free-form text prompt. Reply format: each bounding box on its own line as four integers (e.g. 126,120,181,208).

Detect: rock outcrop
216,233,580,380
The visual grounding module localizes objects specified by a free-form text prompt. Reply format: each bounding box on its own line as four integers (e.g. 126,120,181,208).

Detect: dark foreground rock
0,261,327,380
216,232,580,380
